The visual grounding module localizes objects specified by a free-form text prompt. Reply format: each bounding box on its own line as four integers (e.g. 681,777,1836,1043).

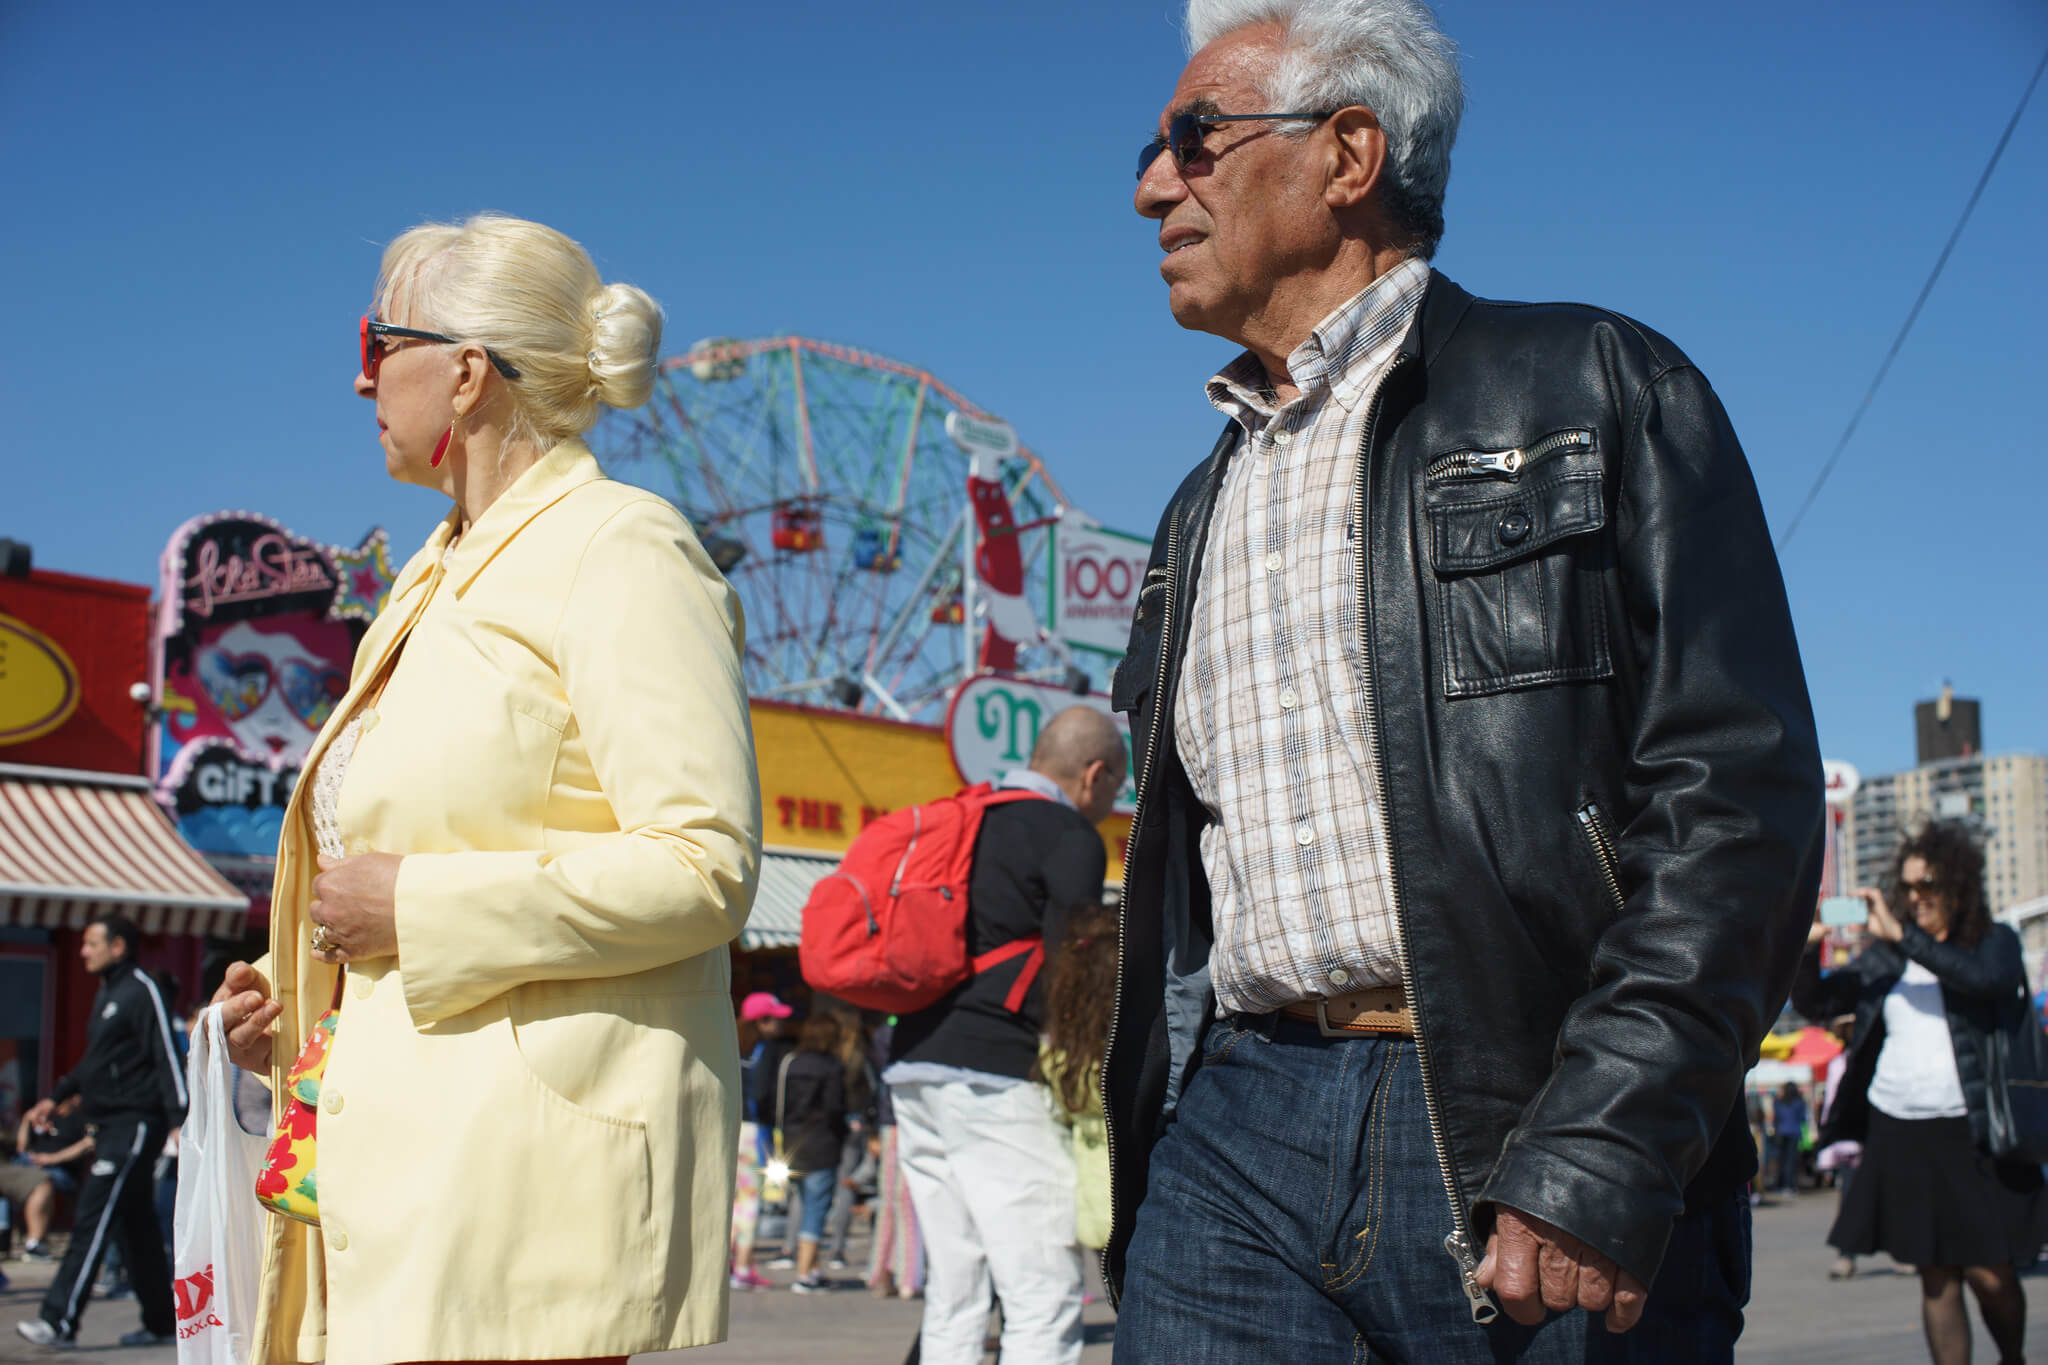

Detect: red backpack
799,784,1049,1015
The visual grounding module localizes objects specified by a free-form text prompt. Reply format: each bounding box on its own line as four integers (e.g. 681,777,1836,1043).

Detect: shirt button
1279,688,1298,710
327,1228,348,1252
322,1089,344,1115
1328,968,1351,988
353,976,373,1000
1296,823,1314,846
1273,430,1293,445
1264,552,1284,574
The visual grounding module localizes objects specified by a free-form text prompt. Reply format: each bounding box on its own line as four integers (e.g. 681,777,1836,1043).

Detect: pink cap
740,991,793,1021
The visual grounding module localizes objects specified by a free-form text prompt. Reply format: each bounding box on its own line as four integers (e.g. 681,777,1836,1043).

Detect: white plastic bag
173,1004,270,1365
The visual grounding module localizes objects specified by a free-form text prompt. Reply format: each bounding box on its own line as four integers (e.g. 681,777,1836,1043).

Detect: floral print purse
255,970,343,1225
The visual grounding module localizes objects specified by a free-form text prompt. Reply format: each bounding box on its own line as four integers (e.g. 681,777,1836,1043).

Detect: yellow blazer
247,440,761,1365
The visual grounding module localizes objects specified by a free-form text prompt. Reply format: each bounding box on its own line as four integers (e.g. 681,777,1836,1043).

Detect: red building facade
0,561,245,1125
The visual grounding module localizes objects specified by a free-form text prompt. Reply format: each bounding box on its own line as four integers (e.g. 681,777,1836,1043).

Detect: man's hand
309,853,402,965
209,962,281,1074
1476,1204,1648,1333
23,1097,54,1129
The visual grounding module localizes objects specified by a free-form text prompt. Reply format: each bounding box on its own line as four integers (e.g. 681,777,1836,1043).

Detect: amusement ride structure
592,336,1095,722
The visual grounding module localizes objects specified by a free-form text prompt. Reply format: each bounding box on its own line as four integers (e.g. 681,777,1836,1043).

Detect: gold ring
310,925,333,954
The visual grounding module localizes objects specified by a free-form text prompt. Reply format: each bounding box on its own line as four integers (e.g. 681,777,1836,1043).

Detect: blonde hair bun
585,282,663,411
374,213,667,448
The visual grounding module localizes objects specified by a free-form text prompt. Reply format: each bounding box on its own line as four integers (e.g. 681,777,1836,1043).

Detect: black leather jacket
1793,922,2025,1151
1103,272,1825,1305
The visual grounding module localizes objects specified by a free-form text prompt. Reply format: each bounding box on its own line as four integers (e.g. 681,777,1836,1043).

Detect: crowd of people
728,705,1126,1364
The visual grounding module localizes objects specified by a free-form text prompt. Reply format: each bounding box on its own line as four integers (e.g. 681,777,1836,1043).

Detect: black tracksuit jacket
50,960,187,1123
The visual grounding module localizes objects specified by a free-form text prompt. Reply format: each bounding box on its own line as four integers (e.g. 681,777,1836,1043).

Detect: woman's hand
310,852,403,965
1807,913,1829,946
1858,887,1904,943
210,962,281,1073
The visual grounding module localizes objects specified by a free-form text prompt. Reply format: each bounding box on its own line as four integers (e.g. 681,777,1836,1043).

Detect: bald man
885,705,1124,1365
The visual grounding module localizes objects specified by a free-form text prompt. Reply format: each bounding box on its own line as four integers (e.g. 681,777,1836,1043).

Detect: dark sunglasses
360,316,521,382
1900,875,1948,897
1137,110,1336,180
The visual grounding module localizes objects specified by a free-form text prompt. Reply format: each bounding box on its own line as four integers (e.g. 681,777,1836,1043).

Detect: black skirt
1829,1108,2046,1267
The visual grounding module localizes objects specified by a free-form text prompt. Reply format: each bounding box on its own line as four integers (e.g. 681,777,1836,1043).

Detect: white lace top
309,711,367,861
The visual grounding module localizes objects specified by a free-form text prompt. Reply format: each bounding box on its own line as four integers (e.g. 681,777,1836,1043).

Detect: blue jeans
795,1166,836,1244
1116,1014,1750,1363
1768,1135,1802,1192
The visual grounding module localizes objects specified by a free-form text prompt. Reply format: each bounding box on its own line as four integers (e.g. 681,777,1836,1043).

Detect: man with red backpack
884,706,1124,1365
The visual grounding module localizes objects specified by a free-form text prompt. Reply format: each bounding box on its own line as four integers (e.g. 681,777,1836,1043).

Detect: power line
1775,45,2048,552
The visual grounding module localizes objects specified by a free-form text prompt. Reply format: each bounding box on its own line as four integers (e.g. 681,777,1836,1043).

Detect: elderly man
1104,2,1825,1361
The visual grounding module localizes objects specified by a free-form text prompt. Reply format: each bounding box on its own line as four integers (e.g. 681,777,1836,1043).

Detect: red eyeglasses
359,316,521,382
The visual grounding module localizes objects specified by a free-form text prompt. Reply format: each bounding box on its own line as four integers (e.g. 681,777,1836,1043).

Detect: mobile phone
1819,895,1868,927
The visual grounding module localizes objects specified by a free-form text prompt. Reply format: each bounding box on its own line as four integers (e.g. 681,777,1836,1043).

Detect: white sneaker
16,1319,76,1350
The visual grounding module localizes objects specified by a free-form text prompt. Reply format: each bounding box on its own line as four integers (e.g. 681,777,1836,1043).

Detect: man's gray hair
1185,0,1463,257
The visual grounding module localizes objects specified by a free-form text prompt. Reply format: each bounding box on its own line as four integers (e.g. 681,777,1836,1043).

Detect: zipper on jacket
1360,355,1501,1325
1576,804,1626,915
1099,511,1180,1308
1425,428,1593,482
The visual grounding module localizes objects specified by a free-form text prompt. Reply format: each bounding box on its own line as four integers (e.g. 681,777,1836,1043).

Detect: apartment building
1844,751,2048,913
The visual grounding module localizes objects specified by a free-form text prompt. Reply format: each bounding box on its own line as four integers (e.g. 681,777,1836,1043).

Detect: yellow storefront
736,697,1130,1000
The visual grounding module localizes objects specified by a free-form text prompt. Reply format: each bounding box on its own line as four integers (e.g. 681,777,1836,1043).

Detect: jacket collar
1407,270,1477,368
285,438,607,800
996,768,1076,809
1185,270,1472,531
434,438,608,595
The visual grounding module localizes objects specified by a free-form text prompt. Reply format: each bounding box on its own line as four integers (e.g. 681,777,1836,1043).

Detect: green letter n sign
975,688,1043,763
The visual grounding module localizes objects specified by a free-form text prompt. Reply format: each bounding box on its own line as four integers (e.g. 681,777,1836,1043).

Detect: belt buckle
1314,1000,1348,1038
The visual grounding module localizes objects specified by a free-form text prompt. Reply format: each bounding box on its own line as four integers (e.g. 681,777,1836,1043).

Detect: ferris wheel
592,336,1082,721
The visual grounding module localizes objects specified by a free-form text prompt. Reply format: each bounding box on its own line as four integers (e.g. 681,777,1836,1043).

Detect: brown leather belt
1279,986,1414,1037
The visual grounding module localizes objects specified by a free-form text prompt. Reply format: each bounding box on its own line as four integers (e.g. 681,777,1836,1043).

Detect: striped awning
0,763,249,938
740,849,839,950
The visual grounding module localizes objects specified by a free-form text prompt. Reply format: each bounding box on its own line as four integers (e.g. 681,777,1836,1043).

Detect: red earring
431,405,471,469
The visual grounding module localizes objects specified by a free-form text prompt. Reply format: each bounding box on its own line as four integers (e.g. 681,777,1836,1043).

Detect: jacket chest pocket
1424,434,1613,698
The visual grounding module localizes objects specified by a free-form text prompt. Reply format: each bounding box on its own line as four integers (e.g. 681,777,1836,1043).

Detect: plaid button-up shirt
1172,258,1429,1015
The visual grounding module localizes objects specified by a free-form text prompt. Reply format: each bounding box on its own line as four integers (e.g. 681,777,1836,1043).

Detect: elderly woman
1794,822,2040,1365
211,213,760,1365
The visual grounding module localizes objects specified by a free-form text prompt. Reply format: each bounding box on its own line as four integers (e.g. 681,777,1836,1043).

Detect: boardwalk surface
0,1189,2019,1362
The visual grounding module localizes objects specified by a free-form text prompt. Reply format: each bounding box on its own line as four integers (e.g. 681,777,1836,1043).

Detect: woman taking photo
1793,821,2040,1365
211,213,762,1365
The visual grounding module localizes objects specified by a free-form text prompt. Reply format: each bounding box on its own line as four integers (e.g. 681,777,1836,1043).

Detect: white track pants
890,1078,1084,1365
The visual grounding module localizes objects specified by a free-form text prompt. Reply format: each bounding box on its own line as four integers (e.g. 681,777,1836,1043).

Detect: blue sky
3,0,2043,779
